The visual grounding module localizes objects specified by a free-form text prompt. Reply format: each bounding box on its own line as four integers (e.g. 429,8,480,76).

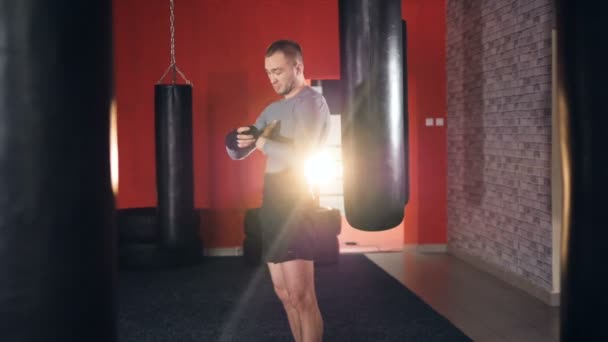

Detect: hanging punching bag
155,84,200,259
0,1,115,341
118,0,201,269
339,0,406,231
556,1,608,341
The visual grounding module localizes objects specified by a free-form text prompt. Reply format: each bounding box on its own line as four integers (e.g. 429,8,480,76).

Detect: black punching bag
0,1,115,341
155,84,200,259
402,19,410,206
339,0,406,231
556,1,608,341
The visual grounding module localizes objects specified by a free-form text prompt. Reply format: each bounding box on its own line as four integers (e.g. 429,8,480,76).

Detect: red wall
113,0,446,248
402,0,447,245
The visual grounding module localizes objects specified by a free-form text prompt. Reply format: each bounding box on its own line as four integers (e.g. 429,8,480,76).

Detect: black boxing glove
225,125,260,152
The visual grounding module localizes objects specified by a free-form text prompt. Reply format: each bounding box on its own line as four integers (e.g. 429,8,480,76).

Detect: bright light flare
304,150,341,187
110,98,119,195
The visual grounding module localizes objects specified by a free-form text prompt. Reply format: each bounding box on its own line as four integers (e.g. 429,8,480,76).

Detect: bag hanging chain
157,0,192,85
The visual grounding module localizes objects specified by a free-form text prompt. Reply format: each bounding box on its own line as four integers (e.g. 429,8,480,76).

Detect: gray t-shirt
227,86,330,174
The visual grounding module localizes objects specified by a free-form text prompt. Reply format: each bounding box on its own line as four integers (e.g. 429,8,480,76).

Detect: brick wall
446,0,554,290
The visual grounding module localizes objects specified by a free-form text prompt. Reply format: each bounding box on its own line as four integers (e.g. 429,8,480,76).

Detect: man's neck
283,81,307,99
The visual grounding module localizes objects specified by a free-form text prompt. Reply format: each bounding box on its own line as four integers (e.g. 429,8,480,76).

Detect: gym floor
364,251,559,342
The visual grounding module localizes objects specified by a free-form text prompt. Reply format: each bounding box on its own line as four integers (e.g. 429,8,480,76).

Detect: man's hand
256,120,278,151
236,126,256,148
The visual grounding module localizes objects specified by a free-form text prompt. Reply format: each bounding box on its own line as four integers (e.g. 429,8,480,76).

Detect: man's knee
290,288,316,312
273,285,292,307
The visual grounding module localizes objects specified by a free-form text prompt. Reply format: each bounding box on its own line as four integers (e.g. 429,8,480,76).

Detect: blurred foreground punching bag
0,1,115,341
339,0,407,231
402,19,410,207
556,1,608,341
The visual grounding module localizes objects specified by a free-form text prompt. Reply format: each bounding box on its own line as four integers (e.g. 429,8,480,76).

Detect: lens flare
304,150,340,187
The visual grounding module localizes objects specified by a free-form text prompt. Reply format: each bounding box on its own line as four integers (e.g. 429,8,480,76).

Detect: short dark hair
265,40,303,64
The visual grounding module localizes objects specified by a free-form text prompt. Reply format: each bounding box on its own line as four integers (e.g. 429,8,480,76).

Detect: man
226,40,329,342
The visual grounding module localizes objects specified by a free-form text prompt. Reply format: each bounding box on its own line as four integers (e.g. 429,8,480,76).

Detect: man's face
265,52,301,96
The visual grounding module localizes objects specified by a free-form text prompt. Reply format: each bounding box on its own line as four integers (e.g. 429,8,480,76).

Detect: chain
157,0,191,85
169,0,176,74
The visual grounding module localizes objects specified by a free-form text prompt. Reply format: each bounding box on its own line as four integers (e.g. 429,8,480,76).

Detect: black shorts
260,170,315,264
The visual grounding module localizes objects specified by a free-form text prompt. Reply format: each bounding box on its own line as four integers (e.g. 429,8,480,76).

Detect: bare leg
268,262,302,342
281,259,323,342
